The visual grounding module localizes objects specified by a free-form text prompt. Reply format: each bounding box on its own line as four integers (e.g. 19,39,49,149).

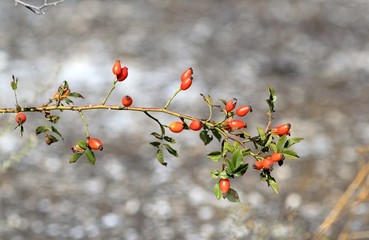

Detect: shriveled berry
88,138,103,151
272,123,291,136
180,77,192,90
15,113,27,125
219,178,230,193
229,119,246,131
225,98,237,112
122,95,133,107
236,106,252,117
181,67,193,82
112,60,122,75
169,121,184,133
117,66,128,81
189,119,203,131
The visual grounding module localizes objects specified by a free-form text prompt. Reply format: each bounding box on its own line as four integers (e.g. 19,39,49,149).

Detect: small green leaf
286,137,304,148
151,132,162,140
200,130,213,145
226,188,240,202
35,126,50,135
77,140,87,149
69,153,83,163
257,126,266,141
85,148,96,165
218,98,227,105
163,135,176,144
276,135,288,152
234,163,248,177
46,115,60,124
210,170,220,179
44,134,58,145
268,179,279,194
156,148,167,166
207,151,223,162
218,171,229,179
163,143,179,157
269,143,277,152
64,98,74,105
69,92,85,99
266,86,277,112
210,128,222,142
282,149,300,159
231,149,243,169
150,141,161,147
214,183,222,200
51,126,63,140
223,141,234,153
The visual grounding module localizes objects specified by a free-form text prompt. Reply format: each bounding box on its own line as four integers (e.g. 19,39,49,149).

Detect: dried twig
14,0,64,15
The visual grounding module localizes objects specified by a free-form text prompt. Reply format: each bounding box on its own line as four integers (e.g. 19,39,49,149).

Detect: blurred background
1,0,369,239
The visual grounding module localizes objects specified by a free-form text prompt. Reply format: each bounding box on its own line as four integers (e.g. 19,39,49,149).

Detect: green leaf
266,86,277,112
234,163,248,177
226,188,240,202
207,151,223,162
163,135,176,144
218,171,229,179
51,126,63,140
269,143,277,152
64,98,74,105
77,140,87,149
35,126,50,135
200,130,213,145
151,132,162,140
44,134,59,145
213,183,222,200
210,128,222,142
69,92,85,99
218,98,227,105
11,75,18,90
210,170,220,179
69,153,83,163
282,149,300,159
85,148,96,165
231,149,243,169
163,144,179,157
276,135,288,152
46,115,60,124
257,126,266,141
156,148,167,166
200,93,213,105
268,179,279,194
286,137,304,148
223,141,234,154
150,141,161,147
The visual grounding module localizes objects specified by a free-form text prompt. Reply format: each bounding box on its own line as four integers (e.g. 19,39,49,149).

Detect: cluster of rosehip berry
7,60,302,202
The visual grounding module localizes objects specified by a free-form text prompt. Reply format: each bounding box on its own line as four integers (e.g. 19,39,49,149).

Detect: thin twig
14,0,64,15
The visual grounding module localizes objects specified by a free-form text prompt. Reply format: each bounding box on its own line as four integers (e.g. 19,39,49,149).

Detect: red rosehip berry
219,178,230,193
180,77,193,90
225,98,237,112
181,67,193,82
15,113,27,125
271,152,285,163
262,157,273,170
88,138,103,151
169,121,184,133
112,60,122,76
272,123,291,136
117,66,128,81
253,160,264,170
189,119,203,131
229,119,246,131
122,95,133,107
236,106,252,117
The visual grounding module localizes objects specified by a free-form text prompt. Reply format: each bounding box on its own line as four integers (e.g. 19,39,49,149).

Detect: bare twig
14,0,64,15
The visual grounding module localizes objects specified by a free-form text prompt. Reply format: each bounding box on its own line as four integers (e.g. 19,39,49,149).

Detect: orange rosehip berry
271,152,285,163
272,123,291,136
225,98,237,112
180,77,193,90
219,178,230,193
117,66,128,81
15,113,27,125
181,67,193,82
122,95,133,107
229,119,246,131
189,119,203,131
112,60,122,75
169,121,184,133
236,106,252,117
88,138,103,151
253,160,263,170
262,157,274,170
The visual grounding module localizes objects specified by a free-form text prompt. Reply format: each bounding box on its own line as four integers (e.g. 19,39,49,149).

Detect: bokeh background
1,0,369,239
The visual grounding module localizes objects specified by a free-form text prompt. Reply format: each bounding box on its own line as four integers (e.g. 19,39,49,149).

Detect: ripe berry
271,152,285,163
225,98,237,112
112,60,122,75
253,160,263,170
219,178,231,193
117,66,128,81
122,95,133,107
181,67,193,82
180,77,192,90
229,119,246,131
53,89,70,101
272,123,291,136
189,119,203,131
262,157,273,170
169,121,184,133
88,138,103,151
236,106,252,117
15,113,27,125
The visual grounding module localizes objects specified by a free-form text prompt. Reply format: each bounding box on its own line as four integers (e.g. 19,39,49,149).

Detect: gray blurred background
1,0,369,239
